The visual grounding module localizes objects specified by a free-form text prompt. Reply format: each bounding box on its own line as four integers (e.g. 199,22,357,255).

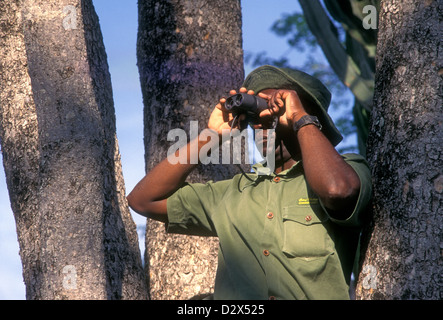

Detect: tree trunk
356,0,442,299
0,0,148,299
137,0,244,299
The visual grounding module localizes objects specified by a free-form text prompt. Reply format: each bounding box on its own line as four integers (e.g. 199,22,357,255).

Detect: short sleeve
166,180,231,236
327,153,373,227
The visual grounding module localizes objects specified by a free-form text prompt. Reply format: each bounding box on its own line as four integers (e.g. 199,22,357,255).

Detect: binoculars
225,93,268,124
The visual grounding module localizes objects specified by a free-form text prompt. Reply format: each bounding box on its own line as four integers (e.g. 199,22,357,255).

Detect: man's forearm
127,133,219,218
296,124,361,217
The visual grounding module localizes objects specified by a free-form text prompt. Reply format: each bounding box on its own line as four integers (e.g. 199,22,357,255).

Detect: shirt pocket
282,205,332,258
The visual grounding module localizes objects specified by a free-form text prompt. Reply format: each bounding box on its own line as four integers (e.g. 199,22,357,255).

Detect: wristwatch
293,115,322,133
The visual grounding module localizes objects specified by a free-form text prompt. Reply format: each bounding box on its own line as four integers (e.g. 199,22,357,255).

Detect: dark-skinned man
128,65,372,300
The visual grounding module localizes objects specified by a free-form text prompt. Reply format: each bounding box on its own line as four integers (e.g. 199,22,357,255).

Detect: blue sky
0,0,352,299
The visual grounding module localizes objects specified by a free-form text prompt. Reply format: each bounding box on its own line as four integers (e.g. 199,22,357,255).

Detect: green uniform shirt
166,153,372,300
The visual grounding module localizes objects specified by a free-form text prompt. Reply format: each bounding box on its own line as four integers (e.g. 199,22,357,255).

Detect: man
128,65,372,300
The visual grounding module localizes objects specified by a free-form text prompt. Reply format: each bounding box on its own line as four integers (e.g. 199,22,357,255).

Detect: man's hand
207,87,251,138
257,89,309,129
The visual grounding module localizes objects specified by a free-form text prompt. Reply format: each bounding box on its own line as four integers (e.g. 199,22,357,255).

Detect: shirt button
273,176,281,183
305,215,312,222
267,212,274,219
263,249,270,256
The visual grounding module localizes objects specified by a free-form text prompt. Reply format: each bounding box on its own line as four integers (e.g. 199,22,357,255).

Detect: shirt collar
252,160,303,177
239,161,303,191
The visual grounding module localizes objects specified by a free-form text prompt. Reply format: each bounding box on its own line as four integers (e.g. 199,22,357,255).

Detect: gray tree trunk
356,0,442,299
0,0,148,299
137,0,244,299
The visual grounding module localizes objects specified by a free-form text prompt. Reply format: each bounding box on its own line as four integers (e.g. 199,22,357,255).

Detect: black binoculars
225,93,268,124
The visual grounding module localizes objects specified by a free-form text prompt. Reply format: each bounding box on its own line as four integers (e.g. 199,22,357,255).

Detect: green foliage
271,12,318,51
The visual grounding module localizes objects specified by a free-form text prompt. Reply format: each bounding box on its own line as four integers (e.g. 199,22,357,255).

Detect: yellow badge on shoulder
298,198,319,205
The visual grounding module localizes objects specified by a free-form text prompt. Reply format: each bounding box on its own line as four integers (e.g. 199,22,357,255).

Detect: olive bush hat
242,65,343,146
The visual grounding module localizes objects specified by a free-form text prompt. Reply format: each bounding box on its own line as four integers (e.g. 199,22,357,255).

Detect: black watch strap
293,115,322,132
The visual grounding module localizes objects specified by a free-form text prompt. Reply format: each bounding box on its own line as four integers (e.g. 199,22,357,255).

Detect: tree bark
137,0,244,299
356,0,442,299
0,0,148,299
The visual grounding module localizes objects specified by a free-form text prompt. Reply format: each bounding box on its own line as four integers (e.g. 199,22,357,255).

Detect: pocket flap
282,206,329,226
